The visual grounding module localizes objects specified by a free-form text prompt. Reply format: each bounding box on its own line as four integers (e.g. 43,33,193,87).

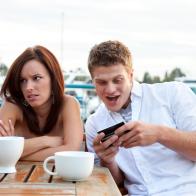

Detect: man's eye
114,78,123,83
96,81,106,85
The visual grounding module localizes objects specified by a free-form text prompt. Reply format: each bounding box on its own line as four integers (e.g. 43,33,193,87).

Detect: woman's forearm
21,136,49,157
20,143,82,161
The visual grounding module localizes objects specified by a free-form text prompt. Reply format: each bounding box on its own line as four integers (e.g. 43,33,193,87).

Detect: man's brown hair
88,40,132,75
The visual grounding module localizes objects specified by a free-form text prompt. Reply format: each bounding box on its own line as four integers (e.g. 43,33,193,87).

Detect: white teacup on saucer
43,151,94,181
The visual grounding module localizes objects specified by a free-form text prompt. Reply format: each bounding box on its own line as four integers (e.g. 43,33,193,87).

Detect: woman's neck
33,98,52,119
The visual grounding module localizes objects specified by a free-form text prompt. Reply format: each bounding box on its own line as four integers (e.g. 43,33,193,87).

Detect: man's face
92,64,133,112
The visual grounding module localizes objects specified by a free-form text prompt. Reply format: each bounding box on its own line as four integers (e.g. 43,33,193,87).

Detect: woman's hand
115,121,160,148
93,132,121,165
0,119,15,136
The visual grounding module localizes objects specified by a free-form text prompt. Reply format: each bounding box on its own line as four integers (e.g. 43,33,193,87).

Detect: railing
65,83,100,122
0,83,99,122
65,83,95,89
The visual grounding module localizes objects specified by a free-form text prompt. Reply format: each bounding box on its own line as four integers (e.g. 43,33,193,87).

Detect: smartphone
97,122,125,142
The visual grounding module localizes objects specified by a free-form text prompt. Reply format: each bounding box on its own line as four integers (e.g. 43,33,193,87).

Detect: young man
85,40,196,196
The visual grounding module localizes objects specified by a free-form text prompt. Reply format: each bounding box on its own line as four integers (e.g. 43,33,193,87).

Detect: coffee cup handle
43,156,57,176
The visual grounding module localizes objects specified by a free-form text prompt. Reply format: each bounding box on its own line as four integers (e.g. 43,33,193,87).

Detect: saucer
0,166,16,173
62,177,88,182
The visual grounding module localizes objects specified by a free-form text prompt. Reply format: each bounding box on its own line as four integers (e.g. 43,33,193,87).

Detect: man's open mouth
106,95,120,101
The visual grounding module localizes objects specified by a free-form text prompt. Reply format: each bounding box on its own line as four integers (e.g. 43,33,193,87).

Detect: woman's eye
20,79,26,84
34,76,41,80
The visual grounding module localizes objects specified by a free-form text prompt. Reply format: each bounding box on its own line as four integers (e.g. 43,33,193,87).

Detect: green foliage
143,72,161,84
162,68,186,82
0,63,8,76
141,67,186,83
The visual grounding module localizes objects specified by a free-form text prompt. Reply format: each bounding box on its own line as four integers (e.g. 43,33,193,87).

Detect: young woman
0,45,83,161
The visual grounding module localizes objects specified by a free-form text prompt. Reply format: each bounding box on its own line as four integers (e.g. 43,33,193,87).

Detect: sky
0,0,196,80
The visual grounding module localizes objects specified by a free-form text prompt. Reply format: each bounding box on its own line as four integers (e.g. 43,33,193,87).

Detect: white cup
0,136,24,173
43,151,94,181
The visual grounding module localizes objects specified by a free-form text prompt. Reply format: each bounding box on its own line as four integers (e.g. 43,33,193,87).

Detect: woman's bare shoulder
61,95,80,114
0,101,23,120
63,94,80,106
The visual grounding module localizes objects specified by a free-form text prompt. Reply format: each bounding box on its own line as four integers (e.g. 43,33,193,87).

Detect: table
0,161,121,196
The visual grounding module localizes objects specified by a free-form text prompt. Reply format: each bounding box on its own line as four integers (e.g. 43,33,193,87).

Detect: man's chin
106,104,122,112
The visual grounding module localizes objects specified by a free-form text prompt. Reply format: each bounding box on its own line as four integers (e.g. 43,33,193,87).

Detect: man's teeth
107,96,118,100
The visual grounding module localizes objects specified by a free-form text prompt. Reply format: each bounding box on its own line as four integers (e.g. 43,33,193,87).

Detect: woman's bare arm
62,95,84,150
21,96,83,161
21,141,82,161
21,136,64,158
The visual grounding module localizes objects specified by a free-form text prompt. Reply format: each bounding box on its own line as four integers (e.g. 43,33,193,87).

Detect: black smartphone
97,122,125,142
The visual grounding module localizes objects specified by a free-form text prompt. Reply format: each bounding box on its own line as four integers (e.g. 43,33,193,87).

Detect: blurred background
0,0,196,121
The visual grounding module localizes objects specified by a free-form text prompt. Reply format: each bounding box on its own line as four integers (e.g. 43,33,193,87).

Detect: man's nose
105,83,116,93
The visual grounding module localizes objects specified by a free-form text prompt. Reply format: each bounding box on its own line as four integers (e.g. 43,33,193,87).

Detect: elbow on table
63,134,84,151
62,141,83,151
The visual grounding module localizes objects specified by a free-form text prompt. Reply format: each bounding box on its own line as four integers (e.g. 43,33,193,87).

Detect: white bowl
0,137,24,173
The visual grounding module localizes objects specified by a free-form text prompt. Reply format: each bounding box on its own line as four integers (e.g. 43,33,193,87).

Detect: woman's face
20,60,52,108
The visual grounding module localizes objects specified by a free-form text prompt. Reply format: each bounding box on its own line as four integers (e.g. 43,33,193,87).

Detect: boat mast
60,12,64,67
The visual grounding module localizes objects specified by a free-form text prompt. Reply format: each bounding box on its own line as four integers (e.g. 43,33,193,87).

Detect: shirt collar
131,80,142,98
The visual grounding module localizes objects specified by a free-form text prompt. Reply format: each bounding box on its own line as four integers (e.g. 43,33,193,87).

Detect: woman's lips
27,94,38,102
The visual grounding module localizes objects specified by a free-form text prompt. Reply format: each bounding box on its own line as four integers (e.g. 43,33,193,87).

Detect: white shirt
85,81,196,196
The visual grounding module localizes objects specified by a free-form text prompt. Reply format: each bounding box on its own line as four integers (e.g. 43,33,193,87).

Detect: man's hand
93,132,126,189
0,119,15,136
115,121,160,148
93,132,121,165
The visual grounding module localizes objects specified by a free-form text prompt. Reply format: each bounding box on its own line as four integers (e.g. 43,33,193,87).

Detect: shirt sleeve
85,116,101,165
170,82,196,131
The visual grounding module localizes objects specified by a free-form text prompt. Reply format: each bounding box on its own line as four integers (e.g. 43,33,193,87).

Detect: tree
162,68,186,82
142,72,161,83
169,67,186,80
162,71,170,82
152,76,161,83
0,63,8,76
142,72,152,83
141,67,186,83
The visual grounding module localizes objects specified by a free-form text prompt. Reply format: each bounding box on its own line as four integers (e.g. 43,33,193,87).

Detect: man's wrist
100,159,116,169
156,125,175,144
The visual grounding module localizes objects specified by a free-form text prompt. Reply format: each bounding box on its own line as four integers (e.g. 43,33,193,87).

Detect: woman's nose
25,80,34,91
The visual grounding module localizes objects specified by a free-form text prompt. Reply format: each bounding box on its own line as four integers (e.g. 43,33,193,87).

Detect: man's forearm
158,125,196,161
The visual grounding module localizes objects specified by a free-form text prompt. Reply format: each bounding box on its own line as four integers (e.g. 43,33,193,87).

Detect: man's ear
127,68,134,80
130,68,134,78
